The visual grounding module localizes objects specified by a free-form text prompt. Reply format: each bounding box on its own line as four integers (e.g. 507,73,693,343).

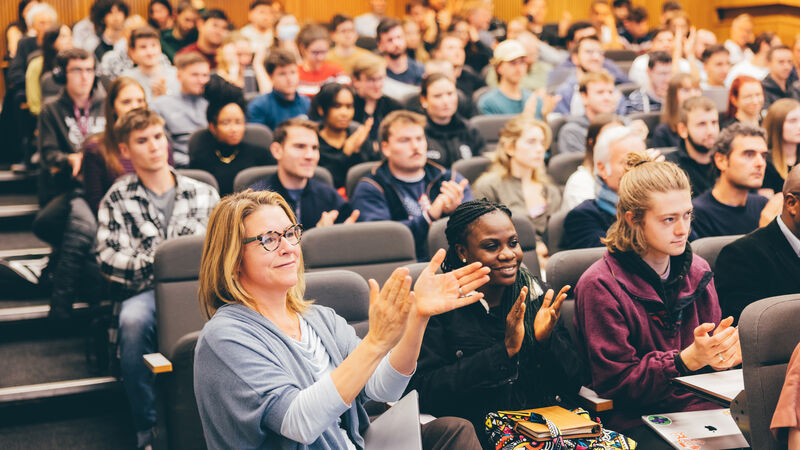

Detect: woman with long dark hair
25,23,72,115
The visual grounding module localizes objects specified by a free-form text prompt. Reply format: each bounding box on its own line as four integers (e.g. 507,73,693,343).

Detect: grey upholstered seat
546,152,584,186
736,294,800,450
545,208,569,255
469,114,515,145
306,270,370,338
346,161,380,198
452,156,491,184
691,234,743,273
426,216,541,276
176,169,219,192
233,165,334,192
545,247,605,342
302,221,417,285
547,115,568,156
626,111,660,139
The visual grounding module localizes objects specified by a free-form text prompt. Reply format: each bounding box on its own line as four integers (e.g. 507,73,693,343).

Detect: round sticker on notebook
646,415,672,425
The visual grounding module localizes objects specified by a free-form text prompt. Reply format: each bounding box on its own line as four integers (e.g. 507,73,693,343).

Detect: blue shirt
386,58,425,86
247,90,310,130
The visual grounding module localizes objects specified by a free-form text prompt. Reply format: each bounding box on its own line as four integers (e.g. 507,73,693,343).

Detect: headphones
53,54,98,87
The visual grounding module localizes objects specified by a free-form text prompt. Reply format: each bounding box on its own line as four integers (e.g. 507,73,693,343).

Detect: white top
724,59,769,87
724,40,754,65
354,13,381,38
561,166,595,212
628,54,693,88
240,24,274,52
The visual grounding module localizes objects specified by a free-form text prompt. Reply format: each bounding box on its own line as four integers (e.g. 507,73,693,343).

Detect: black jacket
424,115,486,168
353,95,402,142
715,219,800,323
563,199,616,250
249,173,352,229
762,75,799,110
664,140,714,197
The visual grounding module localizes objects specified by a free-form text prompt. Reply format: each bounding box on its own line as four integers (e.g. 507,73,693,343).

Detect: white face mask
277,24,299,42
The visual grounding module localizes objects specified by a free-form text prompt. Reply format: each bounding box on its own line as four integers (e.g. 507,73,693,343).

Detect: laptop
642,408,749,449
673,368,744,405
364,390,423,450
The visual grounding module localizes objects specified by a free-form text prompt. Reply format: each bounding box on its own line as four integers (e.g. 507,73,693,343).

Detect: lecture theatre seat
691,234,742,273
176,169,219,192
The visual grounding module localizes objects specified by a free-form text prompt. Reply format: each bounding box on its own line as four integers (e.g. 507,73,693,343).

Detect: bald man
715,165,800,323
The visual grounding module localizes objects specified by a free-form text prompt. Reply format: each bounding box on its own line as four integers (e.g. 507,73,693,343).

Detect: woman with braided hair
407,199,585,444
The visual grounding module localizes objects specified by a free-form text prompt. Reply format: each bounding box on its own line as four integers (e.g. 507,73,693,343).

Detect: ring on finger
458,287,464,297
717,352,724,362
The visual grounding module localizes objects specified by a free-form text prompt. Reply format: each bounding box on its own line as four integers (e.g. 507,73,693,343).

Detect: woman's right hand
680,317,741,371
505,287,528,357
365,268,414,353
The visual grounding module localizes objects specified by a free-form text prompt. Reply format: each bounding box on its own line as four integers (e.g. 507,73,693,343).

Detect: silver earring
462,258,467,263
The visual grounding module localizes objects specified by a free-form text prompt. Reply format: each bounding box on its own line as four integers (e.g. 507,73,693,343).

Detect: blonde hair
602,152,691,254
215,31,250,77
198,190,310,320
492,114,551,183
763,98,800,180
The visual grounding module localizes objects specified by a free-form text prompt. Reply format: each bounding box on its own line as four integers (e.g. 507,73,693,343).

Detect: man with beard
691,122,781,238
665,97,720,197
376,18,425,86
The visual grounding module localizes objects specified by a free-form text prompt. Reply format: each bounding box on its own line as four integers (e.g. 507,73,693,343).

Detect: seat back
691,234,742,273
305,270,370,338
302,221,417,285
452,156,491,184
626,111,661,138
545,208,569,255
233,165,334,192
604,49,638,61
545,247,606,298
176,169,219,193
469,114,515,145
346,161,381,198
547,152,584,186
153,234,207,361
159,331,206,450
616,82,640,97
548,116,568,156
241,123,274,149
738,294,800,450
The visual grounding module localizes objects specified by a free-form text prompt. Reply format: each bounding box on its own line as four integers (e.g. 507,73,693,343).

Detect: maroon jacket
574,250,722,429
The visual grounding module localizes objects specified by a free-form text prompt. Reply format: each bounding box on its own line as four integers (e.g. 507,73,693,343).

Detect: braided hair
443,198,544,353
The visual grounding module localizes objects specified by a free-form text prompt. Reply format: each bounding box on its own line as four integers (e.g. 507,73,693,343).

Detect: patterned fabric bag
485,408,637,450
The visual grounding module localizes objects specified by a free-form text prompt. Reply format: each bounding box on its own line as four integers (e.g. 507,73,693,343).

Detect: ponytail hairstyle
602,151,691,254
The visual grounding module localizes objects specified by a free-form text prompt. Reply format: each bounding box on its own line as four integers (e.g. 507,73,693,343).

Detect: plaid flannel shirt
95,171,219,293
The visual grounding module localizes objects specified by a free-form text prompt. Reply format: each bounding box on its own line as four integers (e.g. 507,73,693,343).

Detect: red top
297,62,349,97
176,43,217,69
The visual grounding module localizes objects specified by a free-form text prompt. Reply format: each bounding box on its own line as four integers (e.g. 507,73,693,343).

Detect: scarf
594,176,619,217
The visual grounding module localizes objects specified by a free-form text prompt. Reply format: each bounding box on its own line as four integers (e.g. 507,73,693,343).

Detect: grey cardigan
194,303,403,450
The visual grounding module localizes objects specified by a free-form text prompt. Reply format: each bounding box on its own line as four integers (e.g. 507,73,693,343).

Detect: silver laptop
642,408,749,449
364,390,423,450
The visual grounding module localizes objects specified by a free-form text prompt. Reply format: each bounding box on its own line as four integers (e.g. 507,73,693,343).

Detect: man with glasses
352,53,402,142
249,118,359,228
327,14,374,76
96,108,218,449
715,165,800,323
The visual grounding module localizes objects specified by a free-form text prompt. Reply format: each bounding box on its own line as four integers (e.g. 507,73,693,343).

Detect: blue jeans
119,289,157,448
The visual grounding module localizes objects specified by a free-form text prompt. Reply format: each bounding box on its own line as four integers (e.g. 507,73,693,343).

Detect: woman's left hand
533,285,570,342
412,249,490,318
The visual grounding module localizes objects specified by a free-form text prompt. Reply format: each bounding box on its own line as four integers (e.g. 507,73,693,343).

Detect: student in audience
96,108,219,449
477,39,545,118
563,126,647,250
240,0,276,51
403,18,429,63
351,110,473,259
715,165,800,322
724,75,764,128
194,189,486,450
562,115,625,211
421,73,485,167
558,70,620,154
771,341,800,449
5,0,38,60
211,32,259,96
547,21,630,90
407,199,583,440
150,51,210,168
25,23,73,116
651,73,702,148
296,24,347,97
726,32,779,86
575,151,741,435
146,0,172,31
724,14,754,65
175,8,229,69
474,115,561,237
692,122,778,238
312,83,377,189
691,29,720,80
762,45,799,109
665,96,720,196
121,25,180,101
247,48,310,130
96,14,148,79
625,51,672,114
8,2,57,91
327,14,373,76
249,118,359,228
701,45,731,89
484,31,552,93
271,13,301,60
92,0,128,61
351,54,402,142
377,18,424,86
431,32,486,99
522,0,566,48
763,99,800,194
159,1,199,62
37,48,106,206
354,0,385,37
447,15,494,76
618,6,654,52
189,84,275,195
589,0,623,48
